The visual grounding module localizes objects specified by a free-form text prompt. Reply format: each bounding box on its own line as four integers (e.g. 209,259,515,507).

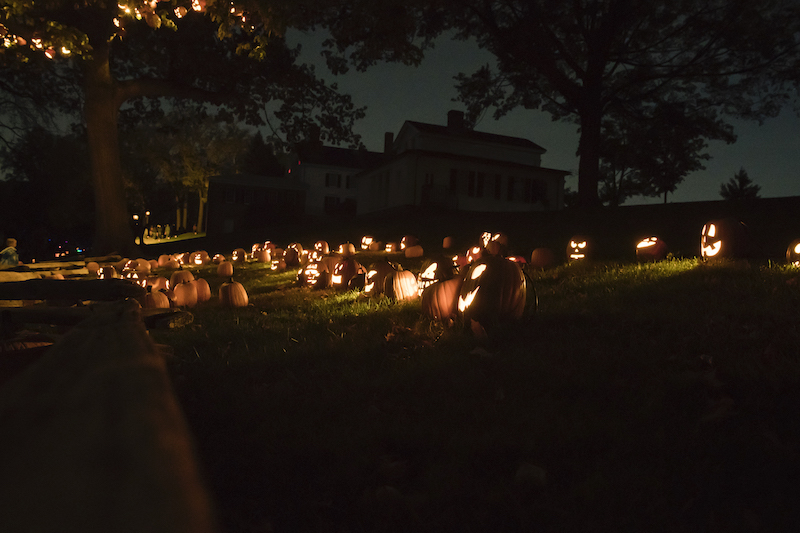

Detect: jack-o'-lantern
457,256,527,326
97,265,119,279
175,252,190,265
384,269,419,301
401,235,418,250
417,257,456,296
297,255,339,289
262,241,277,251
251,243,262,254
254,248,271,263
339,242,356,256
636,236,668,262
190,251,210,266
212,254,225,264
314,241,330,255
422,276,464,322
231,248,248,263
123,269,147,288
466,246,483,264
134,259,151,275
787,239,800,266
363,260,397,297
567,236,591,262
284,243,304,267
148,276,169,292
701,218,750,260
507,256,526,263
331,256,365,290
385,242,399,253
480,232,508,255
361,235,374,250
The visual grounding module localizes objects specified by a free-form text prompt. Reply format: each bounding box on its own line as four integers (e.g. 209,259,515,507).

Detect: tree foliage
720,167,761,201
1,0,366,254
445,0,800,208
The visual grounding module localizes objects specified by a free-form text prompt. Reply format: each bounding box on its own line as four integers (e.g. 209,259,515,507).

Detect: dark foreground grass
154,256,800,533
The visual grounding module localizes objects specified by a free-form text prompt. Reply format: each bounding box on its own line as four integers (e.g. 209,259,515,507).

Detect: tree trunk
576,106,603,209
82,42,137,256
196,187,205,234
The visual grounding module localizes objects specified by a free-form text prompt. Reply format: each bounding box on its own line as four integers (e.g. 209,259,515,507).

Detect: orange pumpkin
169,269,194,287
384,269,419,301
217,260,234,277
219,278,249,307
422,276,464,322
331,256,364,290
172,281,198,307
530,248,556,269
363,260,397,297
191,278,212,303
231,248,248,263
141,289,170,309
457,256,527,325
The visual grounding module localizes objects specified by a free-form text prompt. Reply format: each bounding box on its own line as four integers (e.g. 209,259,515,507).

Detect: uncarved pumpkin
219,278,249,307
217,260,234,277
530,248,556,269
191,278,212,303
141,289,170,309
170,269,194,287
172,281,198,307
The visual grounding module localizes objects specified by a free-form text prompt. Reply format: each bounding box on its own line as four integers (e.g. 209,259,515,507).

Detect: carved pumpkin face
314,241,330,255
480,232,508,254
786,240,800,266
364,261,396,297
400,235,418,250
123,269,147,288
417,257,456,296
636,236,668,262
457,256,527,325
385,242,399,253
466,246,483,264
422,277,464,322
231,248,247,263
701,219,749,260
361,236,374,250
567,236,590,261
284,243,304,267
331,257,364,290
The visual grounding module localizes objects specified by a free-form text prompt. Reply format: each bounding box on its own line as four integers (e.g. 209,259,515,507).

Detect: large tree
1,0,365,255
441,0,800,208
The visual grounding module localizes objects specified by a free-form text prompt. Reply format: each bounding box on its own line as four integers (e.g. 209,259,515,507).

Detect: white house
286,142,384,217
356,111,569,215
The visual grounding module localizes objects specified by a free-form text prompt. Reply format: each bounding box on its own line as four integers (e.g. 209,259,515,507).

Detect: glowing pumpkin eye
578,242,587,248
794,244,800,254
570,241,577,248
421,263,438,278
707,224,716,238
470,264,487,280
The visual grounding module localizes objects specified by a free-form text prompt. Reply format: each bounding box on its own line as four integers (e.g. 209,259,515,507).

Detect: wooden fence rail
0,299,217,533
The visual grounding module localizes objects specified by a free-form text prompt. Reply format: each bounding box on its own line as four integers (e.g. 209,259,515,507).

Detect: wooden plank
0,271,42,283
0,278,145,300
1,305,193,329
0,299,218,533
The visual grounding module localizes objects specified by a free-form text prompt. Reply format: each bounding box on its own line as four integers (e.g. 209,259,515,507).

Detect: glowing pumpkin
297,255,339,289
384,269,419,301
787,239,800,266
284,243,304,267
567,236,591,262
421,276,464,322
231,248,248,263
401,235,419,250
701,219,750,260
254,248,271,263
172,280,198,308
361,235,375,250
97,266,119,279
364,260,398,297
385,242,399,253
331,256,364,290
190,251,210,266
635,236,668,262
466,246,483,264
417,257,456,296
314,241,330,255
457,256,527,326
338,243,356,257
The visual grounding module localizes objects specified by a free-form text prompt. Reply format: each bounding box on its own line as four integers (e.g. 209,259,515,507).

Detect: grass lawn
153,253,800,533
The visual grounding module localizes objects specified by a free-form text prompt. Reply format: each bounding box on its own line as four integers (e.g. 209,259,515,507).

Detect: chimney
384,132,394,154
447,110,465,130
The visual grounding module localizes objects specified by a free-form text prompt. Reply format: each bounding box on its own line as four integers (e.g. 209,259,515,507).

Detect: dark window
325,173,342,187
345,175,352,189
449,169,458,192
324,196,339,213
507,176,514,201
476,173,485,198
494,174,502,199
424,173,434,186
224,188,235,203
524,178,533,202
468,171,476,197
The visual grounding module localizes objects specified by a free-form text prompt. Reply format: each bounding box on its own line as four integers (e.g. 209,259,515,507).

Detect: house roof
403,121,547,153
296,144,385,169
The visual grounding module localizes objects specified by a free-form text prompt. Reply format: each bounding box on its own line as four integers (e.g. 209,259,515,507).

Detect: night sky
289,30,800,205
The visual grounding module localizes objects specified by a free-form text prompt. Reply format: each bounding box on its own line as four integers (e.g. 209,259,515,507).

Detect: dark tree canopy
443,0,800,207
1,0,367,255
